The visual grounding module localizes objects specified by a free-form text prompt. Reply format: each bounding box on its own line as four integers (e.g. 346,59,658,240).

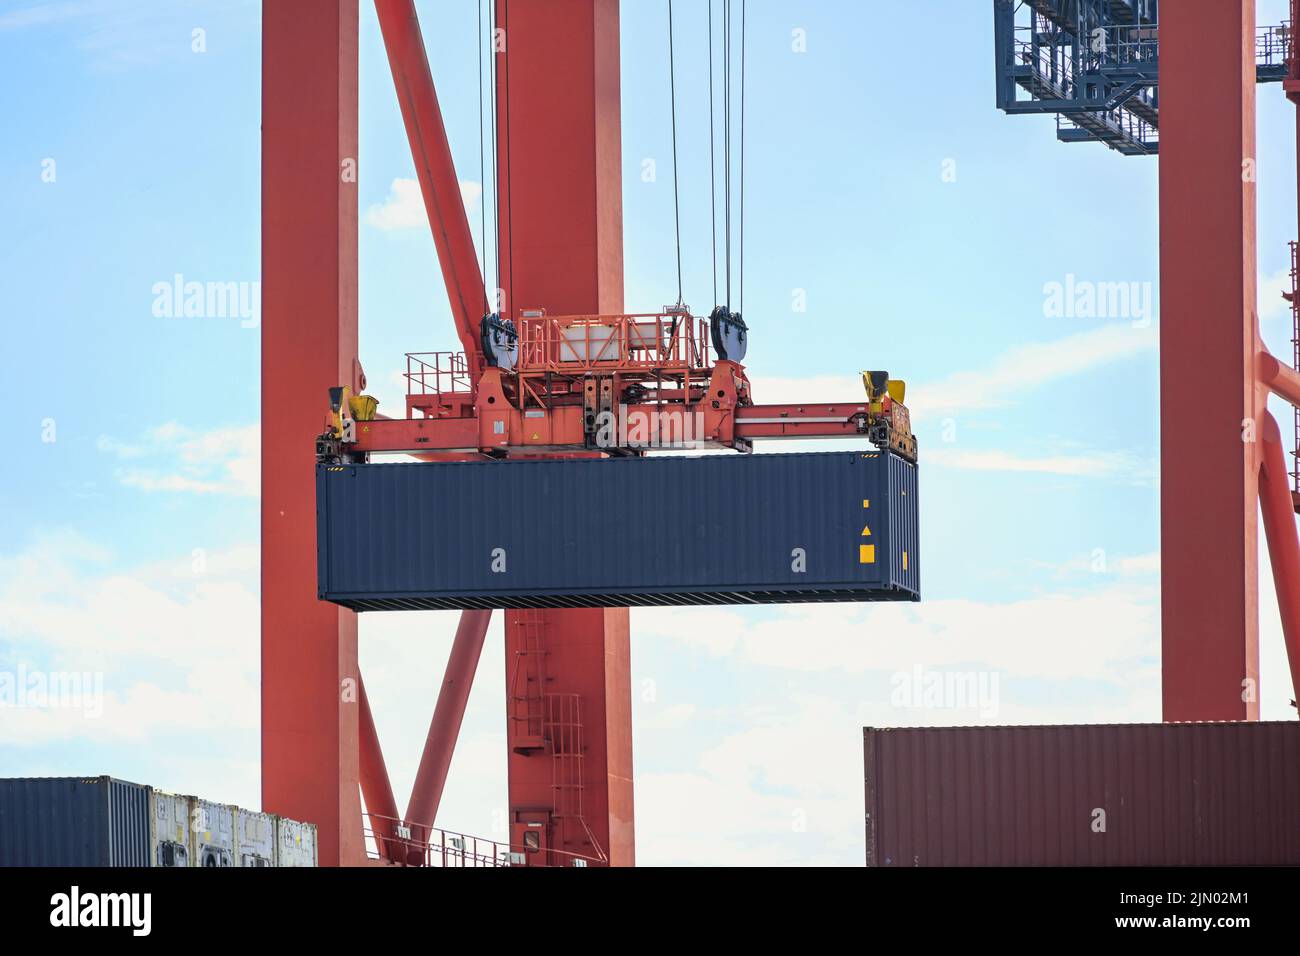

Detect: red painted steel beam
404,609,492,861
357,674,400,860
352,400,873,454
1259,413,1300,706
1258,348,1300,407
497,0,635,866
353,416,480,454
1158,0,1260,721
375,0,487,377
262,0,365,865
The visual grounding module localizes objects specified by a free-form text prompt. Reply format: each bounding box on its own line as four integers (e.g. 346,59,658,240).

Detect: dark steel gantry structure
994,0,1293,154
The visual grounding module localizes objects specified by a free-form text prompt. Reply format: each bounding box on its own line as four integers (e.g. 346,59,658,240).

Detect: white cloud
911,322,1156,421
1045,550,1160,578
926,447,1153,480
99,422,258,497
746,374,864,407
751,323,1155,425
1117,551,1159,575
366,177,483,232
1260,265,1292,323
0,531,261,804
634,586,1159,682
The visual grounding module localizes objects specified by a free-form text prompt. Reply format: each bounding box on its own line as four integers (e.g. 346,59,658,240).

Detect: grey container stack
0,776,151,867
317,450,919,610
0,777,319,867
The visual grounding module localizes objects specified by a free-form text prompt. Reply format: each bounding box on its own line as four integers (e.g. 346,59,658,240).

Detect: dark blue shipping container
317,450,919,610
0,776,151,867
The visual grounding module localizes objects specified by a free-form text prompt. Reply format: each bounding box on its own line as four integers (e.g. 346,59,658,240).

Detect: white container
190,799,235,867
149,790,193,868
276,816,318,867
235,808,277,867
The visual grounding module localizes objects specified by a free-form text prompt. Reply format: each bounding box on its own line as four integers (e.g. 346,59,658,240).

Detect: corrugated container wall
150,790,192,867
235,808,277,866
190,799,235,867
0,776,151,866
317,451,919,610
276,817,318,867
864,722,1300,866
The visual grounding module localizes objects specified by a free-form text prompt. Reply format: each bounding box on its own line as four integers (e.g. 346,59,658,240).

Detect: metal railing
1257,21,1293,76
405,351,472,399
361,812,600,868
516,311,709,373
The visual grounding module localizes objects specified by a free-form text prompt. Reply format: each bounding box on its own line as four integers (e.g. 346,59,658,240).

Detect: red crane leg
497,0,634,866
1259,413,1300,705
358,674,400,860
1158,0,1260,721
403,609,492,861
261,0,365,865
374,0,487,375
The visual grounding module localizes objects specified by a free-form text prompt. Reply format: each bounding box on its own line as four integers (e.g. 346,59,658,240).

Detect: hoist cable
504,0,515,319
477,0,488,313
708,0,717,306
668,0,683,307
489,0,500,311
739,0,746,315
723,0,731,310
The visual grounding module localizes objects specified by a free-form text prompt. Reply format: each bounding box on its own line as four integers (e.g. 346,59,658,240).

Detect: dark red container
863,721,1300,866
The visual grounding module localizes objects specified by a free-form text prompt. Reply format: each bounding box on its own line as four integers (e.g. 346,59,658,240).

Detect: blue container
317,450,919,610
0,776,151,867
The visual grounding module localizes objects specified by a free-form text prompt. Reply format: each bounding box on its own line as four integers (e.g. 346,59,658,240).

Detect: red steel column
1159,0,1260,720
261,0,365,865
497,0,635,866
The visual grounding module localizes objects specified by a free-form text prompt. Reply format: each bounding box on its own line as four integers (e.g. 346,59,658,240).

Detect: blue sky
1,0,1298,866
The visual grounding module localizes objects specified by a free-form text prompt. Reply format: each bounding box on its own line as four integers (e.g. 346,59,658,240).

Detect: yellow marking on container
859,544,876,564
903,550,909,571
862,499,870,508
861,525,872,536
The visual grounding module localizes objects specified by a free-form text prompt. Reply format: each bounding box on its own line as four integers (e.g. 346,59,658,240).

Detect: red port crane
262,0,1300,867
263,0,912,866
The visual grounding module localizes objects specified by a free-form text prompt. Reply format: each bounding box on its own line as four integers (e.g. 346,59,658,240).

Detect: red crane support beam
403,608,493,858
496,0,635,866
1158,0,1260,721
375,0,487,378
1259,413,1300,705
358,673,400,859
262,0,365,866
1258,348,1300,408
